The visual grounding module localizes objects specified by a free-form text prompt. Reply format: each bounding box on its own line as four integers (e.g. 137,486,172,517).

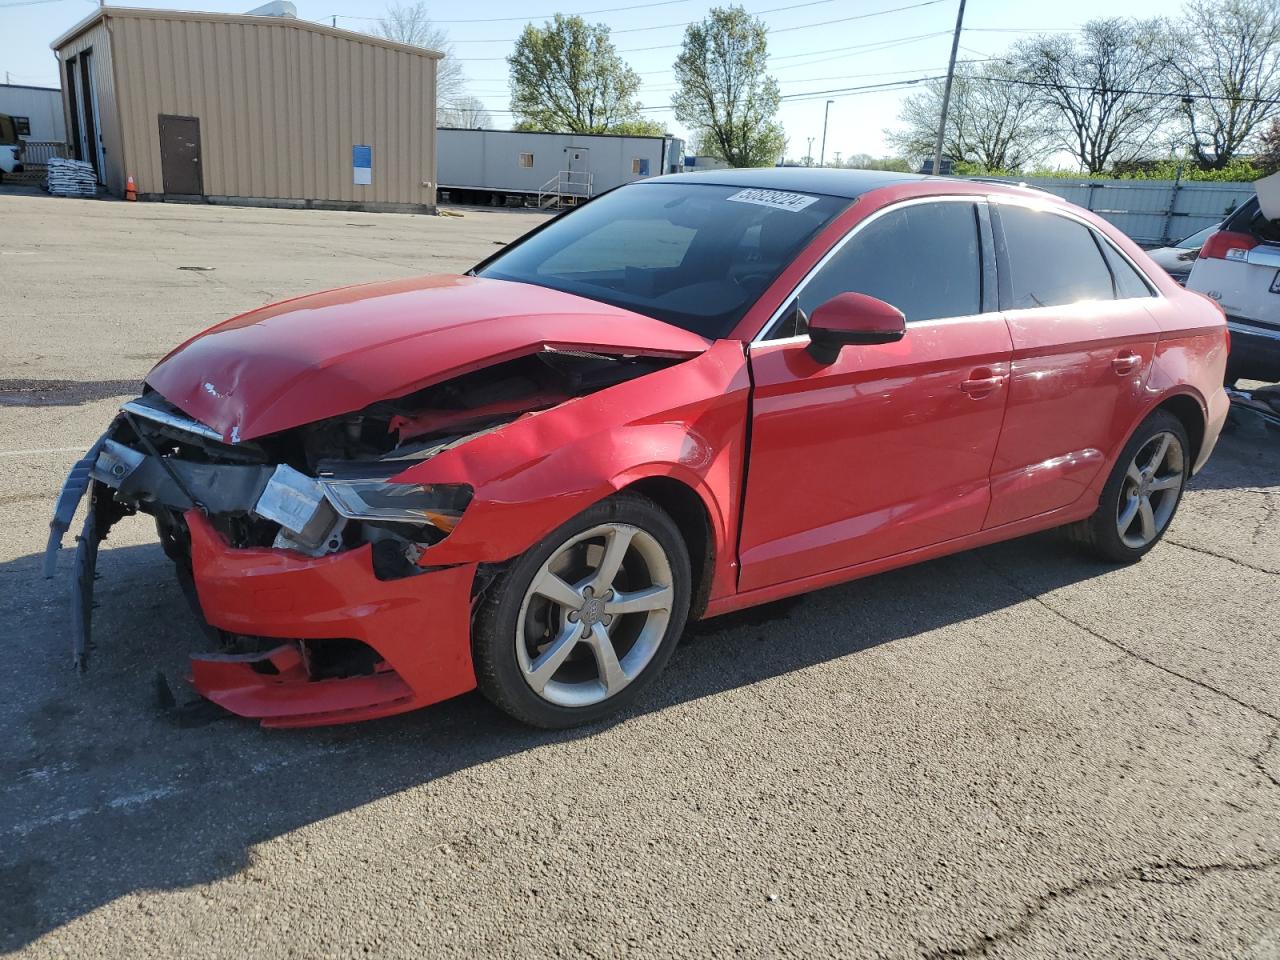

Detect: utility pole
806,136,814,166
932,0,966,177
820,99,834,167
834,151,842,166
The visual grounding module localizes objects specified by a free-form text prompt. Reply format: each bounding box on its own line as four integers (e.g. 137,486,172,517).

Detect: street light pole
806,137,815,166
820,99,834,167
932,0,966,177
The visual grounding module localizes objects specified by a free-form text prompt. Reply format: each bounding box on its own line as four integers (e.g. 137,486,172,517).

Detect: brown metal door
158,115,203,197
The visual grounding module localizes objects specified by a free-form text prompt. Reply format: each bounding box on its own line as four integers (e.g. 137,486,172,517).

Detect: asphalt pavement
1,192,1278,959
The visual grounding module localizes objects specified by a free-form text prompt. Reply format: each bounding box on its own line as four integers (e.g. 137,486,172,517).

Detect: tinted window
797,201,981,323
998,205,1115,308
477,182,849,338
1099,241,1153,298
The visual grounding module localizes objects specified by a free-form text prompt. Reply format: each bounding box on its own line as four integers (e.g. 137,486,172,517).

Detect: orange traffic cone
125,176,137,202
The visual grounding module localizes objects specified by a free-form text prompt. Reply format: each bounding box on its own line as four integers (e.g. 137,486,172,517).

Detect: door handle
960,374,1005,397
1111,353,1142,375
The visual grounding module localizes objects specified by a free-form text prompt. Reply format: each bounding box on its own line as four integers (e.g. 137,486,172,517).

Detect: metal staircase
535,170,594,209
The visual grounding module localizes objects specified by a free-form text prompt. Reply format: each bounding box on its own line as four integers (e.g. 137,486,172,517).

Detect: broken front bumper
185,512,478,728
45,419,481,728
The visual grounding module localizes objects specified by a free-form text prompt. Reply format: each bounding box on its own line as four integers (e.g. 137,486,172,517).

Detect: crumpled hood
145,275,710,442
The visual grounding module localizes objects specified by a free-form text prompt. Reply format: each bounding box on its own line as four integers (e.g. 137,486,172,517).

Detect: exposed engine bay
44,348,679,673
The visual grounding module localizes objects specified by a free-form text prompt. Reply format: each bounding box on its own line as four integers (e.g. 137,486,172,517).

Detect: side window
1098,238,1154,299
518,152,534,168
797,201,982,323
998,205,1115,308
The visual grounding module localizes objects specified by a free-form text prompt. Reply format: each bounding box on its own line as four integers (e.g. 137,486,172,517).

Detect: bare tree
886,61,1052,172
1014,19,1176,174
377,2,465,106
439,95,492,129
1168,0,1280,168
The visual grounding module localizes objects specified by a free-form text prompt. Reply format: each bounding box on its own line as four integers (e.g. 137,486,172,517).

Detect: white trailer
0,83,66,143
436,128,685,208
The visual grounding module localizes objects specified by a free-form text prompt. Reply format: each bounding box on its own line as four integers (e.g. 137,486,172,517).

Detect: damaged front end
44,347,680,725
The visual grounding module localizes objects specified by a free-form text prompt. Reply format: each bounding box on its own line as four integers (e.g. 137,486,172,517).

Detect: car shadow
0,522,1121,951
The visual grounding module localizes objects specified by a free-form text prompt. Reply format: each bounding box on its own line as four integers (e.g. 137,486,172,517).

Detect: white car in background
1187,192,1280,384
0,114,25,183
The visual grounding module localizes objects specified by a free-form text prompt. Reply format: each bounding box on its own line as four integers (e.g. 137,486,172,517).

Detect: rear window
998,205,1115,309
1099,243,1153,299
1228,196,1280,244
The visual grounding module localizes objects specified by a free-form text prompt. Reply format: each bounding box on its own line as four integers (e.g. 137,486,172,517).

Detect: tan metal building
50,7,441,212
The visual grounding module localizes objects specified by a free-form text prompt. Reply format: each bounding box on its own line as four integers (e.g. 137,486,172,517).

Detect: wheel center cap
580,597,605,626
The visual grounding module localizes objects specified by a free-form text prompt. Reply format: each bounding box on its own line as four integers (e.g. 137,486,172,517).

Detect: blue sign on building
352,144,372,185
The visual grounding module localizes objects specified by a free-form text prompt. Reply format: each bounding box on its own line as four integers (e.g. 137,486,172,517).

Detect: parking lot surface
1,194,1278,959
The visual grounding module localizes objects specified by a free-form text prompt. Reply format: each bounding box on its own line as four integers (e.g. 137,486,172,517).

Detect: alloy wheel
516,523,674,708
1116,431,1185,549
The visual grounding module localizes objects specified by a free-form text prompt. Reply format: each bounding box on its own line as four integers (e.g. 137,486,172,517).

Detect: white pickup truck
0,114,25,182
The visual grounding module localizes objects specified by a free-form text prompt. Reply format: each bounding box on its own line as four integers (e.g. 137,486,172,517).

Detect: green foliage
1012,159,1265,181
608,118,667,137
507,15,647,134
671,6,786,168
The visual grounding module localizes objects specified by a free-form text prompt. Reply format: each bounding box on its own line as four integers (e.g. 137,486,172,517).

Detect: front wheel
1066,410,1190,563
472,492,691,728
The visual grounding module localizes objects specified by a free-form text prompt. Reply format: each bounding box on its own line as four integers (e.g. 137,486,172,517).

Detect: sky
2,0,1173,164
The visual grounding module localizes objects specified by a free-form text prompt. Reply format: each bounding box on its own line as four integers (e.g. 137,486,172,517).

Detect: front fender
400,340,751,575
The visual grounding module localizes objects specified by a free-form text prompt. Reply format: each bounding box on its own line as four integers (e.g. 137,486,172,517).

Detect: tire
472,492,692,728
1065,410,1190,563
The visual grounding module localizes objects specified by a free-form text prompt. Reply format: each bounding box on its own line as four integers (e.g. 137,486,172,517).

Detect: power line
973,73,1280,106
326,0,692,25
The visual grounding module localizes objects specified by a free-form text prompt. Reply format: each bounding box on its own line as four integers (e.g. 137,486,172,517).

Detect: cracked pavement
1,194,1278,958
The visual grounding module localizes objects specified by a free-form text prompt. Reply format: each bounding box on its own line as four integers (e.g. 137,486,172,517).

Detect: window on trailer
519,153,534,168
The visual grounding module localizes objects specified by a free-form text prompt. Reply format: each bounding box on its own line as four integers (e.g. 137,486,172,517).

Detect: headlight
320,480,472,532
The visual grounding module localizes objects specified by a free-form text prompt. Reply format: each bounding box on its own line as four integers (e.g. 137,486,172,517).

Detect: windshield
1176,223,1219,248
476,181,850,338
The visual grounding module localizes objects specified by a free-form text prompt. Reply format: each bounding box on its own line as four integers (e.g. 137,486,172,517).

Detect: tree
507,15,647,133
377,2,465,107
840,154,911,172
1013,19,1177,174
671,6,786,168
885,61,1051,173
439,95,492,129
1168,0,1280,169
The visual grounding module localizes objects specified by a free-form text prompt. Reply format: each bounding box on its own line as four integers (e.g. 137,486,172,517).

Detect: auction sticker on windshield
726,188,819,212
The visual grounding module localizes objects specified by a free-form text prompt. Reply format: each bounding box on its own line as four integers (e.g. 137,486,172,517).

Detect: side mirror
806,292,906,365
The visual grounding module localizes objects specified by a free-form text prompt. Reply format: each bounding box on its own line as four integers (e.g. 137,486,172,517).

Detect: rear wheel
473,493,691,728
1066,410,1189,563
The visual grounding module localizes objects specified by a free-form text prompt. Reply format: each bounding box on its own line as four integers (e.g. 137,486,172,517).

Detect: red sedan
47,170,1230,729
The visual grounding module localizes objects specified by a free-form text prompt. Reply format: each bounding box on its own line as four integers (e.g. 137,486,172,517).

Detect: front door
738,198,1013,593
983,202,1161,528
158,115,203,197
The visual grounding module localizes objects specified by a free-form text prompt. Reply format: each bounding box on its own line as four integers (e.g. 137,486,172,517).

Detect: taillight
1198,230,1258,262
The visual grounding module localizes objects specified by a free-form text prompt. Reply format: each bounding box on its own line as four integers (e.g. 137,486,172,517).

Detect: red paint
186,511,477,727
146,275,709,442
738,313,1012,592
142,177,1228,726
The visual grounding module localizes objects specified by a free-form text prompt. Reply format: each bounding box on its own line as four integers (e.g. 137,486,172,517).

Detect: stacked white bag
47,158,99,197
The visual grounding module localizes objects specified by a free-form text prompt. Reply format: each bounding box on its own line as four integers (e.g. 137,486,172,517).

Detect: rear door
984,201,1161,529
737,198,1013,592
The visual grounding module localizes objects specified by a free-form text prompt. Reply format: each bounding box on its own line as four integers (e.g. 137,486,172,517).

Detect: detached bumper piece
185,512,478,728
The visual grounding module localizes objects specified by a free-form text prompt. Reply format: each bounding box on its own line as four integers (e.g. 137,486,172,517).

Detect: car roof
648,167,928,199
